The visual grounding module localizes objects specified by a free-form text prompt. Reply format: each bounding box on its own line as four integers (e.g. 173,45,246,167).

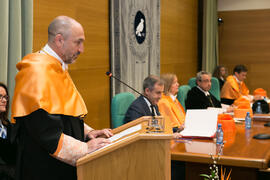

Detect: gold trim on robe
158,94,185,128
11,53,88,122
220,75,249,100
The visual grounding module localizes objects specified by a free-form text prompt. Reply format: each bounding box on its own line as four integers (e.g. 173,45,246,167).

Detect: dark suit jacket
124,95,160,124
185,86,221,110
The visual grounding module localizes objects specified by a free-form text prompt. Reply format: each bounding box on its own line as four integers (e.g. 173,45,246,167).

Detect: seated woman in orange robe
158,74,185,138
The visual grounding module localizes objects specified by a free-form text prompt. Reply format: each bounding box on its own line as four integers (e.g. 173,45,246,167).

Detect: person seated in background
213,65,227,90
0,82,16,180
220,64,250,105
158,74,185,137
185,71,222,110
124,75,164,124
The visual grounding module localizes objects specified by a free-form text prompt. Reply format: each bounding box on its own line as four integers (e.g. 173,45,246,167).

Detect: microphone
106,71,157,117
106,71,143,97
106,72,161,128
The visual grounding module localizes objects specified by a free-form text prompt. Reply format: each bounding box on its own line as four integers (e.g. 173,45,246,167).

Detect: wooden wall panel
161,0,198,85
33,0,199,129
219,9,270,94
33,0,110,129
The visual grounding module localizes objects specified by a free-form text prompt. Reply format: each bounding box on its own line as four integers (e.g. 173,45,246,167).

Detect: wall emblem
134,11,146,44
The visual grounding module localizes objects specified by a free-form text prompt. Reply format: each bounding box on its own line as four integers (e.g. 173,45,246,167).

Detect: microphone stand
106,71,146,98
106,72,159,123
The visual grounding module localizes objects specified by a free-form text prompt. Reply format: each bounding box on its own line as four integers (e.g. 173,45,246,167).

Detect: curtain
110,0,160,97
202,0,218,73
0,0,33,107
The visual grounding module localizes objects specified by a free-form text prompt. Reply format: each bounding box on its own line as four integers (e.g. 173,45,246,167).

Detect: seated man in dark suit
124,75,164,123
185,71,221,109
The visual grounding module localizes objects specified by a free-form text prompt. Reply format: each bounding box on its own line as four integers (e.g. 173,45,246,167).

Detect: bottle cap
246,112,250,115
218,123,222,127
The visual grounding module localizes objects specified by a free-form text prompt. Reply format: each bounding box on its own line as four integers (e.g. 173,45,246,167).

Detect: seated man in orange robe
220,64,250,105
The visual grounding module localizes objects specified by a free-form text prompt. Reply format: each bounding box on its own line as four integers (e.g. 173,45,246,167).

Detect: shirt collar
143,96,152,107
233,75,241,83
0,120,6,130
40,44,68,70
197,86,210,96
170,94,177,101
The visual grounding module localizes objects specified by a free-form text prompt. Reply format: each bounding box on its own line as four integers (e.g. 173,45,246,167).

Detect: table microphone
105,71,144,97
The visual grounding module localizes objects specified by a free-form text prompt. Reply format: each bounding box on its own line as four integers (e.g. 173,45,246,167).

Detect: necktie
150,105,156,116
207,95,214,107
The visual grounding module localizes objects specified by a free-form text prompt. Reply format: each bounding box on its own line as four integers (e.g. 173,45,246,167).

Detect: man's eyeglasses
0,95,9,101
200,79,211,83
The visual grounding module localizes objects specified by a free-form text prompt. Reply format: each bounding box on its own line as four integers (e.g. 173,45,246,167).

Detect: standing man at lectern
124,75,164,124
12,16,112,180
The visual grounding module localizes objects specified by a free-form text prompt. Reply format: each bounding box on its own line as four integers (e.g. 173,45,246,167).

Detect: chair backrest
111,92,135,128
210,77,220,101
177,85,191,111
188,77,197,88
188,77,220,101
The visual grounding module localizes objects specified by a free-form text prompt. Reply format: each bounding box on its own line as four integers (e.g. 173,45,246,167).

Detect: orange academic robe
221,75,249,101
158,94,185,128
11,53,88,180
12,53,87,121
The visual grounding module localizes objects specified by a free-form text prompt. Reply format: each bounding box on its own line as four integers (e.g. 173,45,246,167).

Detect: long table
171,120,270,179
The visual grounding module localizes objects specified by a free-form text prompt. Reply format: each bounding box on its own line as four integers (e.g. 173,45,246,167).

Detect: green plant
200,144,232,180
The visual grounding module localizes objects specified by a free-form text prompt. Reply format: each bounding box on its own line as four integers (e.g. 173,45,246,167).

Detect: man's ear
145,88,150,95
54,34,64,48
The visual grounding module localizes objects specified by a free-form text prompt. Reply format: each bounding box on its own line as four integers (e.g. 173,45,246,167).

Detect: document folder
180,109,218,138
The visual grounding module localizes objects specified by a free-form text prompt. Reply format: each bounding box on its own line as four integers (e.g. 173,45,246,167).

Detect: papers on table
208,107,226,114
180,109,218,138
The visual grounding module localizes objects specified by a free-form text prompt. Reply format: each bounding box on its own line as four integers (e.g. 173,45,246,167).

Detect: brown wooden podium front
76,116,173,180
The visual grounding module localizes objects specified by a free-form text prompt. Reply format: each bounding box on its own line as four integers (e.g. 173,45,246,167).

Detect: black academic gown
185,86,221,110
0,121,17,180
124,95,160,124
15,109,84,180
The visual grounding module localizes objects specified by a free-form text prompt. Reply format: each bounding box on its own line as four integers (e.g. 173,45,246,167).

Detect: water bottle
255,102,262,114
245,112,252,129
216,124,223,145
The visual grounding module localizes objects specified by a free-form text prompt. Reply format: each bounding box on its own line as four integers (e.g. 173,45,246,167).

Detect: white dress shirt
40,44,68,71
143,97,157,116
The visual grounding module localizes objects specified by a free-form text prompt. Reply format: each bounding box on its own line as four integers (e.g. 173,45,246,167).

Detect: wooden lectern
76,116,173,180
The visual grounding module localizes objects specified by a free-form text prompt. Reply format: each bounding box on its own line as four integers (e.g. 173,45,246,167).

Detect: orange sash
158,94,185,128
11,53,87,122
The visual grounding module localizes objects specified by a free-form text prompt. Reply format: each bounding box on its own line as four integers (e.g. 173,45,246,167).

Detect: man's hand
173,133,182,139
226,105,235,113
87,129,113,139
86,138,111,153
